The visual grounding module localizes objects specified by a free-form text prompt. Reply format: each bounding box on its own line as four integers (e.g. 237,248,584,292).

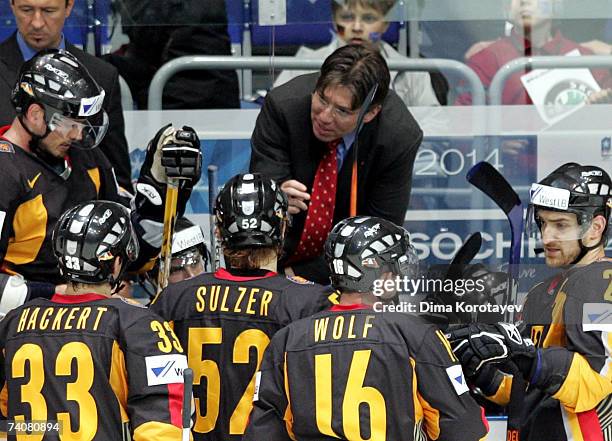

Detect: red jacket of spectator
456,29,612,105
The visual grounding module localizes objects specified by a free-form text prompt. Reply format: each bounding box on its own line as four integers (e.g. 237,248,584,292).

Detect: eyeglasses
312,92,358,120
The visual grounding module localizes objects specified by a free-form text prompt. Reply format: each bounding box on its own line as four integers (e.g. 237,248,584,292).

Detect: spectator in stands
107,0,240,110
0,0,133,190
456,0,612,105
250,44,423,284
465,19,612,60
273,0,442,106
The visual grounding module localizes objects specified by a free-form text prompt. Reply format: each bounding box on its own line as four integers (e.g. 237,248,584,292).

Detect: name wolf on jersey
15,306,108,333
195,284,274,316
313,314,376,342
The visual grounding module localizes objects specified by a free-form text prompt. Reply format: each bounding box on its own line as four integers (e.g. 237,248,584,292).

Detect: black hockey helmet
139,217,209,299
12,49,108,150
325,216,419,293
527,163,612,256
170,217,209,274
53,200,139,287
215,173,288,250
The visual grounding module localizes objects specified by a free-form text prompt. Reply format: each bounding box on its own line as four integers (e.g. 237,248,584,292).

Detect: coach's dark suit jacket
0,33,132,189
250,73,423,283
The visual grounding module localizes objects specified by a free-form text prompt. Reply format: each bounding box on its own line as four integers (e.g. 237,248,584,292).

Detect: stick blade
446,232,482,280
467,161,520,214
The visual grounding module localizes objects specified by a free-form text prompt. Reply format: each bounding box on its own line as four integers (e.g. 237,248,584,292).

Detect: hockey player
243,216,489,441
166,217,209,284
448,163,612,440
150,173,336,440
0,49,201,315
0,200,188,440
141,217,210,298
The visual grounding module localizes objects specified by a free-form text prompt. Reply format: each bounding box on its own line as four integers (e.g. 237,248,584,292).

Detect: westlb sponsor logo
145,354,188,386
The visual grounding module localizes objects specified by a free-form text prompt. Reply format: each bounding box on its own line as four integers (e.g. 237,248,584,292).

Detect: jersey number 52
188,327,270,435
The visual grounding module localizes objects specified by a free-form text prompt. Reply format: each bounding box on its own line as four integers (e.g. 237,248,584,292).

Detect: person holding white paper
455,0,612,105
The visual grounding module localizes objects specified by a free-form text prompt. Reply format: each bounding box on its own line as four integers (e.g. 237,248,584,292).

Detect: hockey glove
161,125,202,183
136,124,202,219
140,124,202,185
447,323,535,377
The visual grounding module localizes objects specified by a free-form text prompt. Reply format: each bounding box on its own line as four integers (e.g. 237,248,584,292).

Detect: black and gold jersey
488,259,612,440
0,127,121,285
0,293,187,441
150,267,336,441
244,304,489,441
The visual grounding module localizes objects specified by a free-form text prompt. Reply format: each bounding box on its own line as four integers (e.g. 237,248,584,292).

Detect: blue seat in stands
0,0,90,48
93,0,112,55
226,0,245,45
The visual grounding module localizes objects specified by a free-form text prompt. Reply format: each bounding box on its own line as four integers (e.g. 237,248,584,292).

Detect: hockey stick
156,178,179,296
350,84,379,216
182,368,194,441
428,232,483,325
208,165,221,272
445,232,483,281
466,161,523,320
467,162,526,440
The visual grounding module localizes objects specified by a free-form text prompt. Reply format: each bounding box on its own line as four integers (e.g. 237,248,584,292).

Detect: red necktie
290,140,340,262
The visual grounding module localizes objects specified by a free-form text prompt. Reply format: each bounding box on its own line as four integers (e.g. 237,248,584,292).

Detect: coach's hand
281,180,310,214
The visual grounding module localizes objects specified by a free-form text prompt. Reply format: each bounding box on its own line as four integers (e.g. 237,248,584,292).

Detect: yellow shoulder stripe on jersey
417,388,440,440
542,289,568,348
87,167,101,196
133,421,183,441
283,352,297,441
553,352,612,413
109,341,129,423
6,194,46,264
409,358,424,423
530,326,545,347
435,330,458,363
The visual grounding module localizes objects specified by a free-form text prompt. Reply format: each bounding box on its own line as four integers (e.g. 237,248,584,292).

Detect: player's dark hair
315,44,390,109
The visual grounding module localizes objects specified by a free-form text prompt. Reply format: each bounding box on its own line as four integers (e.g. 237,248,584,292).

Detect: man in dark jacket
250,44,423,284
0,0,133,190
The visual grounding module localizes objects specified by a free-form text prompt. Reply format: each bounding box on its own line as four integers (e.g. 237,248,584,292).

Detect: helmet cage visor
45,105,108,150
526,204,592,244
170,248,203,272
330,232,420,293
